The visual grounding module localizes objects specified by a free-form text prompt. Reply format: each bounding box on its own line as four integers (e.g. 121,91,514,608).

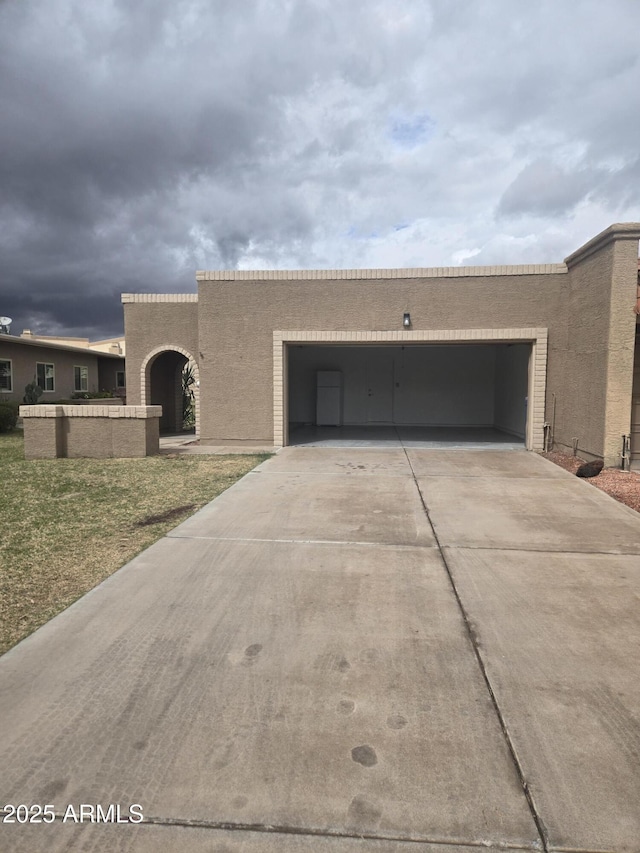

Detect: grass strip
0,432,269,655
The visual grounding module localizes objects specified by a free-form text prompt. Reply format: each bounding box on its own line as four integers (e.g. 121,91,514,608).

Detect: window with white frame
0,359,12,392
36,362,55,392
74,365,89,392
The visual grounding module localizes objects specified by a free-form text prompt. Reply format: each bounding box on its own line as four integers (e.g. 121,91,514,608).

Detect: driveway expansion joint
401,440,550,853
166,533,440,549
434,544,640,560
416,473,569,481
255,470,415,478
127,815,542,850
440,544,640,557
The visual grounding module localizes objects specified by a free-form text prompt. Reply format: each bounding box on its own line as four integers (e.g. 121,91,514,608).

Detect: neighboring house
122,222,640,466
19,331,125,356
0,335,126,403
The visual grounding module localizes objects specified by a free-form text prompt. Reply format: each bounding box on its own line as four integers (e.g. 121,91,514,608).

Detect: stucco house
0,334,126,403
122,222,640,467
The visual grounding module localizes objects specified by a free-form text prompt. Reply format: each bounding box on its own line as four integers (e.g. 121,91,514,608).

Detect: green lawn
0,431,268,655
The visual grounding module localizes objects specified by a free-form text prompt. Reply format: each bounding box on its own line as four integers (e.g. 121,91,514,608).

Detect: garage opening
286,343,531,448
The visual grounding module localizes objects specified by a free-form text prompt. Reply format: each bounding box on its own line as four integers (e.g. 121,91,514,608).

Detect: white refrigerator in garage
316,371,342,426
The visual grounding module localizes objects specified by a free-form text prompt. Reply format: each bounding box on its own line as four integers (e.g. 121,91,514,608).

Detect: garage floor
1,448,639,852
289,424,524,449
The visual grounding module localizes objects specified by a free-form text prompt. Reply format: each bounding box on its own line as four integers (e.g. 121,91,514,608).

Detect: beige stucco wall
121,224,640,463
20,406,161,459
551,225,640,465
632,336,640,463
122,295,199,406
196,269,565,445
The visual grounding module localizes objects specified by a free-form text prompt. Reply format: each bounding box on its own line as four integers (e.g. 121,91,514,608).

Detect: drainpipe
621,434,631,471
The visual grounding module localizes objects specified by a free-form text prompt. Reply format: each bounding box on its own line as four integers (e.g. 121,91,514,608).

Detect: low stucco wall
20,405,161,459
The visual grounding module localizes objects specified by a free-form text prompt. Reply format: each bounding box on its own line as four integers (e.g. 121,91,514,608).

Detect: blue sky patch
389,113,435,148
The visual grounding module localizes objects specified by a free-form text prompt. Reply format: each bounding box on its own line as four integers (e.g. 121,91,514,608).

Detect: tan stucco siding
551,246,613,460
603,238,639,464
20,405,161,458
197,274,566,444
551,236,639,465
122,299,199,406
122,225,640,459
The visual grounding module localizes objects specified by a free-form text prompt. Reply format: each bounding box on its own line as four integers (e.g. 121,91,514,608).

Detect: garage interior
287,343,530,448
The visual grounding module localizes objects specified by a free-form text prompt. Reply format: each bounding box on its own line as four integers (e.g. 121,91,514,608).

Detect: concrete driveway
1,448,639,852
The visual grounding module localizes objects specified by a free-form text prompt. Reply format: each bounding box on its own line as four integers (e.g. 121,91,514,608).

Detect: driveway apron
1,448,639,852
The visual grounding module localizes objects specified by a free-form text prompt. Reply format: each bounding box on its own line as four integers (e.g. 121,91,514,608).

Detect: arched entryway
141,346,200,436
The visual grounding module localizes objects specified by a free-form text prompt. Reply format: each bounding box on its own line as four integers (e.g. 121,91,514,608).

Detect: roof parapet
195,263,567,281
121,294,198,303
564,223,640,268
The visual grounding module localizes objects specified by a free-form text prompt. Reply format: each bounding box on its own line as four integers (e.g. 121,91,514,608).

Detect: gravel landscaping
542,451,640,514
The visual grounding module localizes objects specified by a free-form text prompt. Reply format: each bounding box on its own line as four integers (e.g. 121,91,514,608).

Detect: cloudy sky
1,0,639,338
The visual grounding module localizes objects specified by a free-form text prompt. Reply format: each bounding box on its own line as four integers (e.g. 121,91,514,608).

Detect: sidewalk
158,434,275,455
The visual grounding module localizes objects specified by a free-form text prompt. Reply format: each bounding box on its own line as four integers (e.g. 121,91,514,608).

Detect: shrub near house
0,401,19,432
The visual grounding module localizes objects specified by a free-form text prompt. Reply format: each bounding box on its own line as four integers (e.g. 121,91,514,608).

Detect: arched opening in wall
142,348,199,436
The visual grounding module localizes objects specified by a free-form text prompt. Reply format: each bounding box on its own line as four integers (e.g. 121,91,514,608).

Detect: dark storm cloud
0,0,294,332
1,0,639,335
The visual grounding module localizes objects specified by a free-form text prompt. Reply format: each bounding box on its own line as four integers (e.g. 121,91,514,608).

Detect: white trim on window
74,365,89,392
36,362,55,392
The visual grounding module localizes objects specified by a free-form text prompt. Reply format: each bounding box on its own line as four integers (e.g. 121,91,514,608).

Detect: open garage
124,225,638,462
287,342,531,447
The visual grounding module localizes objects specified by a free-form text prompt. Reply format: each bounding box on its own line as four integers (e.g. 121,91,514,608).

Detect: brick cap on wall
195,264,566,281
20,405,162,419
121,294,198,303
564,222,640,268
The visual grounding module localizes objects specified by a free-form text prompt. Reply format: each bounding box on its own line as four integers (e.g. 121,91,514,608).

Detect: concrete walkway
1,448,639,852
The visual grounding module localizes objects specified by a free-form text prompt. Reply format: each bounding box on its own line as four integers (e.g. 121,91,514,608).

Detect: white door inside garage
366,350,394,422
287,343,531,445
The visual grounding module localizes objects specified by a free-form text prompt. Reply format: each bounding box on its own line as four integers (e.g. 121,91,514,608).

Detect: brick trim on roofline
121,294,198,303
197,264,566,281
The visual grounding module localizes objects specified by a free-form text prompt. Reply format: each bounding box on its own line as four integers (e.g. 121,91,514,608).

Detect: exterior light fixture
403,312,411,328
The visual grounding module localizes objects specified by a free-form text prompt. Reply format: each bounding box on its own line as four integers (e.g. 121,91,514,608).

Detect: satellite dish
0,317,12,334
